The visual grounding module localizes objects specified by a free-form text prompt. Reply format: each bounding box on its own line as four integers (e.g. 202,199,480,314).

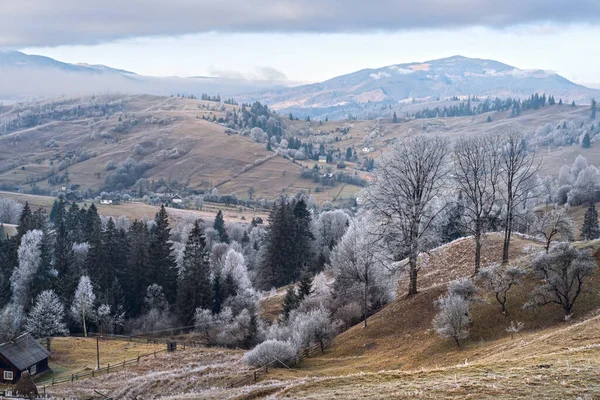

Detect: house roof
0,334,50,371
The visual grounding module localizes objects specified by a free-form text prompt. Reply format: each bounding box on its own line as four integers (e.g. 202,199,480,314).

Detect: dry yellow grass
38,337,164,383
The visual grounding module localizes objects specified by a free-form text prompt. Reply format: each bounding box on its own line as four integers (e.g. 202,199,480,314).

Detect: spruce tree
53,199,73,297
292,199,314,277
149,206,177,303
392,111,398,123
297,272,313,301
580,203,600,240
582,132,591,149
84,204,104,283
176,221,213,325
213,210,229,243
125,220,151,317
281,286,299,320
17,202,33,238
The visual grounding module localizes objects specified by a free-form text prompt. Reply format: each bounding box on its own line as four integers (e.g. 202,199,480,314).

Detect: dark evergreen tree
149,206,178,303
212,272,224,314
255,201,297,289
292,199,315,276
66,202,83,244
84,204,104,283
583,132,591,149
580,203,600,240
242,313,259,349
223,272,238,299
124,220,151,316
392,111,398,123
213,210,229,243
16,202,33,237
297,272,313,301
281,286,299,320
176,221,213,325
52,199,74,298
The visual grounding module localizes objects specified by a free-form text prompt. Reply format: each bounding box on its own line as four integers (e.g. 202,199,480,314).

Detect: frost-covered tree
527,243,596,319
569,165,600,205
70,275,96,337
453,135,502,272
222,249,252,290
10,229,44,308
447,277,480,302
478,263,526,314
143,284,168,312
194,308,215,345
0,197,23,224
580,203,600,240
364,136,449,295
313,209,350,268
432,293,471,347
289,306,339,352
531,207,575,251
26,290,68,351
0,304,24,342
328,218,392,327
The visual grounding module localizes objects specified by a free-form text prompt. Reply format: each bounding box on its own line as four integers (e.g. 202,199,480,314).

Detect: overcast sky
4,0,600,85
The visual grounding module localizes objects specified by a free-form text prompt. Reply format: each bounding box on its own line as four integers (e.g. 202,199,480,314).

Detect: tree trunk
474,226,482,274
363,281,368,328
502,216,512,264
82,302,87,338
408,218,420,296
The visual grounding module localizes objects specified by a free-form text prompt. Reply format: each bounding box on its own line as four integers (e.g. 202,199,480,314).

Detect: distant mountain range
1,52,598,119
244,56,600,117
0,51,291,102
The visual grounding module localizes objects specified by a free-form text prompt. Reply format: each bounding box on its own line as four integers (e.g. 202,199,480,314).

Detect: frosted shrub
242,339,298,367
432,294,471,347
447,277,480,302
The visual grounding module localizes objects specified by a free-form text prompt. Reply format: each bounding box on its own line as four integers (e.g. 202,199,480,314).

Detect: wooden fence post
107,363,110,373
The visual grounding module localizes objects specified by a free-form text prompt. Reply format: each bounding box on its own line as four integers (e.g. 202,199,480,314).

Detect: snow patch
370,71,391,80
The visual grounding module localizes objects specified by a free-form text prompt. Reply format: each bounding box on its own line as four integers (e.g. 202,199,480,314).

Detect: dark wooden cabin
0,334,50,385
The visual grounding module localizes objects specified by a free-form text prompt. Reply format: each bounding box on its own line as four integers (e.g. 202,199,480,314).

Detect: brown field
0,191,268,225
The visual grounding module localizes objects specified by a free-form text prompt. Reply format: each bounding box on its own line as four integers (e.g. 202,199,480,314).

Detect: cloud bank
3,0,600,47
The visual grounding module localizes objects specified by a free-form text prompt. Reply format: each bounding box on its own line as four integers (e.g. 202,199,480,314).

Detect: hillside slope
0,95,319,200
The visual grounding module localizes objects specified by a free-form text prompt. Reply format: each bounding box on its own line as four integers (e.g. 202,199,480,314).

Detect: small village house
0,334,50,385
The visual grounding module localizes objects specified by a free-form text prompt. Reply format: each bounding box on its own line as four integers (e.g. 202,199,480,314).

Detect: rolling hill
0,93,597,204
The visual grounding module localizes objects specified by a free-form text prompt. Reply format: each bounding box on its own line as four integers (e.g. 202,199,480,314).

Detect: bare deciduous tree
530,207,575,252
453,135,502,273
364,136,449,295
478,263,526,314
500,132,541,264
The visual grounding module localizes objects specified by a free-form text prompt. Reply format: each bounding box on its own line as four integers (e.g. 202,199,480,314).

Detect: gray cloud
2,0,600,47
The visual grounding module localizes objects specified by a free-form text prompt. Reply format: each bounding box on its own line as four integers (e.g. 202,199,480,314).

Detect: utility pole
96,335,100,370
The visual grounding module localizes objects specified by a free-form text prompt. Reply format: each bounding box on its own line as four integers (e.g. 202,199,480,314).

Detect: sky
4,0,600,85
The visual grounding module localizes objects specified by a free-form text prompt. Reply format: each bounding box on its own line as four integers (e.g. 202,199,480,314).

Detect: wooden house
0,334,50,385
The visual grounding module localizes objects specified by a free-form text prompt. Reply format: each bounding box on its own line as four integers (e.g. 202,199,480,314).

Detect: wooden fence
38,347,169,393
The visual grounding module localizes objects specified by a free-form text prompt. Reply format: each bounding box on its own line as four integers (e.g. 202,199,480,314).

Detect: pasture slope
36,234,600,399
